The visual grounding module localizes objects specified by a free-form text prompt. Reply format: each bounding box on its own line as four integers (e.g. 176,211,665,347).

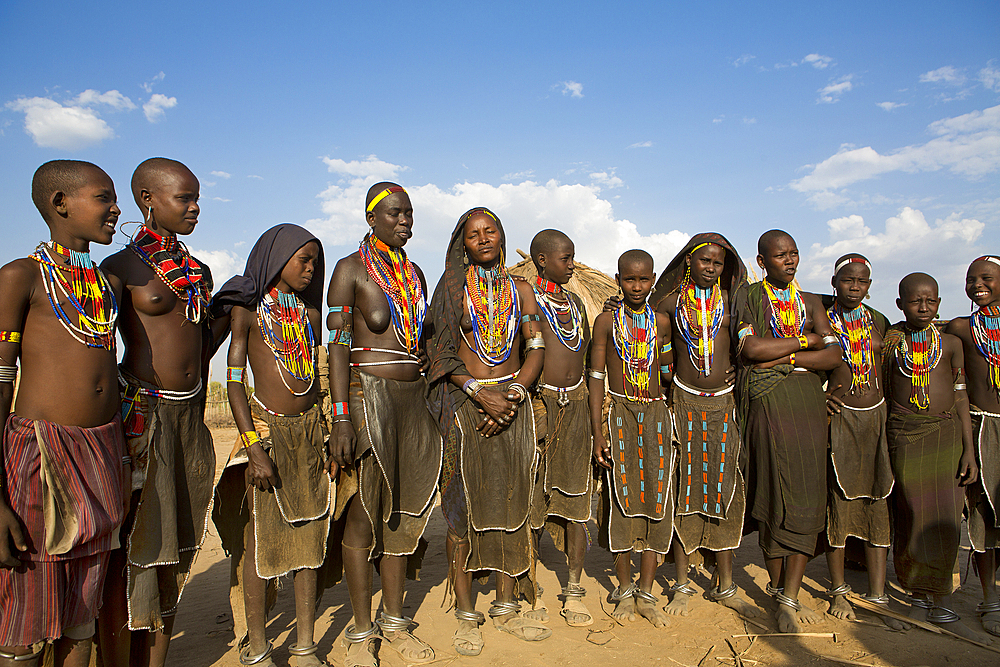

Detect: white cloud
140,72,166,94
248,174,264,180
190,248,242,284
920,66,966,86
818,75,854,103
803,53,834,69
6,97,114,150
712,115,725,124
791,105,1000,205
981,62,1000,92
210,170,231,179
322,155,404,181
560,81,584,98
143,93,177,122
310,156,690,282
877,101,907,112
589,171,623,189
72,89,135,110
210,196,231,202
627,141,653,149
733,54,755,67
503,170,535,181
743,117,757,125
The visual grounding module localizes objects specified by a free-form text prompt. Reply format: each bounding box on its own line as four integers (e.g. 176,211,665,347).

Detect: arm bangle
328,305,353,313
0,365,17,384
226,366,245,383
660,342,673,354
660,365,671,375
122,455,132,465
526,335,545,351
954,383,967,391
822,335,839,348
332,401,349,417
463,379,483,397
0,332,21,344
789,352,796,366
329,328,352,346
797,335,808,350
588,369,607,380
520,314,540,323
241,431,261,449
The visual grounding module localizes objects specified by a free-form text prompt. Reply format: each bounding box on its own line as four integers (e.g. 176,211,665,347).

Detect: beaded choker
894,324,942,410
971,304,1000,393
534,276,562,294
532,282,582,351
359,233,426,353
613,302,656,400
763,279,806,339
676,275,724,376
828,303,877,393
31,242,117,350
257,287,315,396
465,263,521,366
129,227,211,324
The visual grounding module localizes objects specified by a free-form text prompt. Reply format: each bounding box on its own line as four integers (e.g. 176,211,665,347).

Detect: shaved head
31,159,104,220
899,272,938,299
619,249,653,274
530,229,573,271
131,157,194,207
758,229,794,256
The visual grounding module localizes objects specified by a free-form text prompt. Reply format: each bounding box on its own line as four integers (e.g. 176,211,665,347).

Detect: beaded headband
690,242,721,254
834,256,872,277
366,185,407,213
974,255,1000,267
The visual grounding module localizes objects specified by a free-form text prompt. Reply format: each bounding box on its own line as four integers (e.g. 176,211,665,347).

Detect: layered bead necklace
129,226,211,324
894,324,942,410
763,279,806,339
257,287,315,396
971,304,1000,393
359,233,426,354
532,276,582,351
465,262,520,366
828,303,877,393
31,242,117,350
676,273,724,375
613,302,656,400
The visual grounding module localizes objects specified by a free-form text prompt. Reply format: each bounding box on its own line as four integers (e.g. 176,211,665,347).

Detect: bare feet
664,588,692,616
880,613,912,631
717,593,763,618
796,601,824,625
934,618,995,644
979,602,1000,637
610,585,638,623
828,594,855,620
776,605,801,633
635,596,671,628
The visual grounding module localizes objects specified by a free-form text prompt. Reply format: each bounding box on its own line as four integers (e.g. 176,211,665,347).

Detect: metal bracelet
954,383,967,391
525,335,546,351
927,606,960,623
765,583,784,597
455,608,486,624
288,643,317,656
822,334,840,348
977,600,1000,615
860,593,890,605
463,379,483,397
0,647,45,662
588,369,607,380
634,588,659,604
238,640,273,666
488,600,521,617
344,623,378,643
508,382,528,403
376,612,413,633
561,584,587,599
774,592,802,611
908,595,934,609
710,582,738,601
669,581,698,597
826,583,852,597
608,583,638,602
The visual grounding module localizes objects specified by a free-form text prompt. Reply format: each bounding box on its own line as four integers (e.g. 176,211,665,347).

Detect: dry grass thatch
508,249,619,332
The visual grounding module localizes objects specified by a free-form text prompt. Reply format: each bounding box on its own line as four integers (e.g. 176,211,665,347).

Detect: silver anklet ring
561,584,587,598
908,595,934,610
860,593,890,605
376,612,413,633
488,600,522,618
826,583,852,597
634,588,659,604
669,581,698,597
288,643,318,656
927,606,960,623
765,583,784,597
608,583,638,603
774,592,802,611
0,647,45,662
344,623,378,643
239,640,274,666
455,609,486,624
710,582,738,601
977,600,1000,615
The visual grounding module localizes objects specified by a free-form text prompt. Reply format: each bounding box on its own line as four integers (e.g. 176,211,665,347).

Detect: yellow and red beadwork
762,279,806,339
828,303,877,393
257,287,315,396
359,233,425,354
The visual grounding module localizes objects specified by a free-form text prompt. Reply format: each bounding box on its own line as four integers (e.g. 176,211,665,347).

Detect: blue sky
2,1,998,378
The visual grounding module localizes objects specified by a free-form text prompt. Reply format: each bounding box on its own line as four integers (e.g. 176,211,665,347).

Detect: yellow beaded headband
366,185,407,213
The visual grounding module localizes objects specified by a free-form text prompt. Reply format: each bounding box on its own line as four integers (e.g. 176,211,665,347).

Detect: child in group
822,255,905,629
946,257,1000,638
212,224,332,667
98,157,220,667
525,229,594,627
590,249,674,629
884,273,987,643
0,160,126,666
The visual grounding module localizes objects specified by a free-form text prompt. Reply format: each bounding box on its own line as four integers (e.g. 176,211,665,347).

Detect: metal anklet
0,647,44,662
826,583,852,597
774,592,802,611
710,582,739,601
239,640,274,666
908,595,934,610
927,606,961,623
455,609,486,624
377,612,414,633
669,581,698,597
765,583,784,597
860,593,890,605
488,600,522,618
977,600,1000,615
561,584,587,599
344,624,378,643
608,583,638,603
288,643,318,657
634,588,660,604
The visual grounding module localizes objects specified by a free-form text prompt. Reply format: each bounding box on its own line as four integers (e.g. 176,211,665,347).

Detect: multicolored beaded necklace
763,279,806,339
359,233,426,354
828,303,877,393
971,304,1000,393
613,302,657,400
31,242,117,350
464,261,521,366
532,276,582,351
257,287,315,396
895,324,942,410
676,272,724,375
129,226,211,324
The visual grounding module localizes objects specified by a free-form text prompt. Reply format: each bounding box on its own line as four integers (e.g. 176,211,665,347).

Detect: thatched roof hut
508,249,618,333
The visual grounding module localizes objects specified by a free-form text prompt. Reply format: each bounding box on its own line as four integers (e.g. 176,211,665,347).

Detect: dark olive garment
968,408,1000,552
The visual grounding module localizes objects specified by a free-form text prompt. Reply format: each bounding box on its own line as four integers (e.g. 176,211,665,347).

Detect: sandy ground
157,427,998,667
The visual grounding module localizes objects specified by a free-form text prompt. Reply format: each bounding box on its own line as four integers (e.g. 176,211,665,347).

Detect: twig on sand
715,659,760,665
696,644,715,667
818,655,878,667
731,632,836,639
849,594,1000,655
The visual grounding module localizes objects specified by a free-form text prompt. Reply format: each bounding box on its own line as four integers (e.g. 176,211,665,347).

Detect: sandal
489,600,552,642
559,584,594,627
453,609,485,656
376,612,434,663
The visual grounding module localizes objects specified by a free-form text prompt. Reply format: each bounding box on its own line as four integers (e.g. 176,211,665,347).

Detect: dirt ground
159,427,998,667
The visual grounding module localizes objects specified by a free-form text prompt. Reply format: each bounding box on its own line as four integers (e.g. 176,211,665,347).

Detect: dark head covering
425,207,506,435
211,224,325,317
649,232,748,311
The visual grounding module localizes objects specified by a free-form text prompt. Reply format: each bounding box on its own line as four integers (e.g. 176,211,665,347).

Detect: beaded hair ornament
257,287,316,396
359,232,426,354
676,243,725,375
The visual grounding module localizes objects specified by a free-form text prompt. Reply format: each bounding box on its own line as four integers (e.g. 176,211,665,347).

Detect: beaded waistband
840,397,885,412
608,389,666,402
476,372,517,385
251,392,311,417
673,376,733,397
538,377,585,393
119,372,203,401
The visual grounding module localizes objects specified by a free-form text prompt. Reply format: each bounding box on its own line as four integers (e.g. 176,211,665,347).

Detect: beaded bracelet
227,366,245,383
463,378,483,397
520,314,540,323
0,331,22,344
659,365,671,375
660,341,673,354
509,383,528,403
241,431,261,449
797,335,808,350
329,328,352,346
328,305,353,314
789,352,796,366
332,401,349,417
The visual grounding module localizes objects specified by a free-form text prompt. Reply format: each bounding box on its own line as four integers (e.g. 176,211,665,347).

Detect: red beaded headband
833,256,871,276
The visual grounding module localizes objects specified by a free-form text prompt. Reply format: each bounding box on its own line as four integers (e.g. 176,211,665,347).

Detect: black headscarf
211,224,325,316
425,207,507,435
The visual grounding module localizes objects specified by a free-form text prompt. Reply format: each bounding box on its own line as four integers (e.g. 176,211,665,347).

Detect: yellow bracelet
797,335,808,350
241,431,260,448
789,352,796,366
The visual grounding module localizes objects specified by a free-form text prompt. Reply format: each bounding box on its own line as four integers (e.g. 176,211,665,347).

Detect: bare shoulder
942,331,964,359
658,292,679,315
655,311,671,333
945,316,970,337
331,251,364,279
593,311,612,333
99,247,133,274
0,257,40,287
801,290,826,311
514,278,535,300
